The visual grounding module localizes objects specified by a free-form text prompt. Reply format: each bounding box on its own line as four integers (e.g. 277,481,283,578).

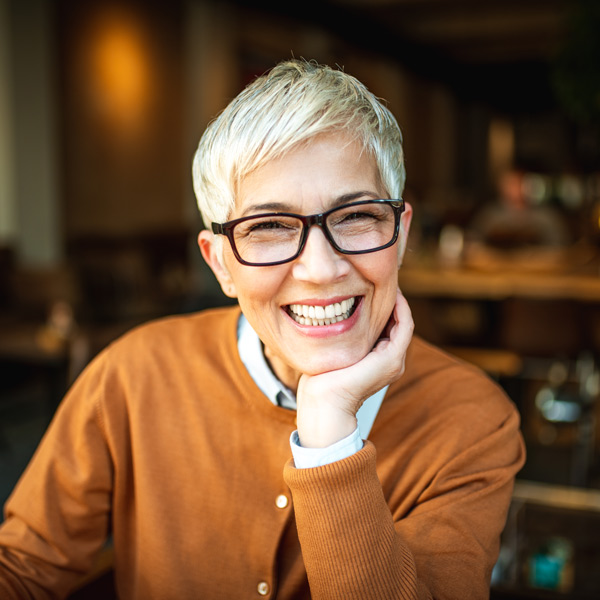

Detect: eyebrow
240,191,380,217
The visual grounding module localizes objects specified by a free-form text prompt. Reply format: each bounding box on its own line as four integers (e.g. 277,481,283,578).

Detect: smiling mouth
287,297,358,326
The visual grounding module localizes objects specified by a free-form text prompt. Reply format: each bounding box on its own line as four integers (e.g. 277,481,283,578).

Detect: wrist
290,428,363,468
296,403,357,448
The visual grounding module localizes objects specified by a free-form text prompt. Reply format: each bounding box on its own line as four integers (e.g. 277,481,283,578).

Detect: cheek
362,253,399,320
362,250,399,293
230,266,287,314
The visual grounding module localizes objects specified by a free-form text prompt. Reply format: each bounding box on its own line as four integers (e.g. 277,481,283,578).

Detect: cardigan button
275,494,289,509
257,581,270,596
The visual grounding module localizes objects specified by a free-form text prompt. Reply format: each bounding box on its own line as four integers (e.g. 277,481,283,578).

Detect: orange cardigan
0,307,525,599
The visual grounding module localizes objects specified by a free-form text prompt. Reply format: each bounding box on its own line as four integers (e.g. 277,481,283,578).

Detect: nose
291,225,350,283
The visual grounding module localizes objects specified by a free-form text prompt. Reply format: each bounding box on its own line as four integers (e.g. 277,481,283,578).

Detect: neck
263,345,301,393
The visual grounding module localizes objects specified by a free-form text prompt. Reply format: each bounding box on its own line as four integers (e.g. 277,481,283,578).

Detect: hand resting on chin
296,288,414,448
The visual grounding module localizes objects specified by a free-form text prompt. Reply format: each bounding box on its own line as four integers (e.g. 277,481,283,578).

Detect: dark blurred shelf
399,264,600,302
493,480,600,599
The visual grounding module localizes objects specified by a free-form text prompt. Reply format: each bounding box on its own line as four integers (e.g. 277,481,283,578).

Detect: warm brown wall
57,0,186,238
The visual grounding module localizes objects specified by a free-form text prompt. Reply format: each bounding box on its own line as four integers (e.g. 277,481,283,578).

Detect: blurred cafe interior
1,0,600,597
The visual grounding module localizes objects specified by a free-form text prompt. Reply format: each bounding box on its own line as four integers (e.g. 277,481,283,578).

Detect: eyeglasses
211,199,404,267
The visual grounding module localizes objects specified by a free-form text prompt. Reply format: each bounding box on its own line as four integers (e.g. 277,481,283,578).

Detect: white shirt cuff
290,428,363,469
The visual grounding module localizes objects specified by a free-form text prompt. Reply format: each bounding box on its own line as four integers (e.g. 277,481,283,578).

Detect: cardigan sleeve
283,404,525,600
0,363,113,599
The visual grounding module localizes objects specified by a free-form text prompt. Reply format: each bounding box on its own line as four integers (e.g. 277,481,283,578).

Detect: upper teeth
288,297,355,326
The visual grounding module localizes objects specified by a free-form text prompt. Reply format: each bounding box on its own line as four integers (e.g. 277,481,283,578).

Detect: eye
345,211,378,221
236,216,300,240
249,219,293,231
333,209,382,226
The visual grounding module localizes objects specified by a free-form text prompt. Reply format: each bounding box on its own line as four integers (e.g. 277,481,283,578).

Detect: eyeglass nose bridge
296,212,340,257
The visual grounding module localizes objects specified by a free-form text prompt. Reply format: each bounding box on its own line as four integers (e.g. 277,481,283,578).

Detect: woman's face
199,133,412,391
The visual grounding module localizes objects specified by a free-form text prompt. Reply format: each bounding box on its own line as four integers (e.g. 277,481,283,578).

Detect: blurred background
1,0,600,597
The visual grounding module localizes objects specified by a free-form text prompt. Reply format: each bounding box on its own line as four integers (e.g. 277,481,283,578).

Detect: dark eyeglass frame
211,198,405,267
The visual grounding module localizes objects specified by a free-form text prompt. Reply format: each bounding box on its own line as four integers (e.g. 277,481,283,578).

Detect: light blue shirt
237,314,387,468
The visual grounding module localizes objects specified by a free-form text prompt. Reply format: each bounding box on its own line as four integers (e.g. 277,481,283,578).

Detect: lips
287,297,357,326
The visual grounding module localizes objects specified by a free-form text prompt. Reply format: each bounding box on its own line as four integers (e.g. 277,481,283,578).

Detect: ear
398,201,413,264
197,230,238,298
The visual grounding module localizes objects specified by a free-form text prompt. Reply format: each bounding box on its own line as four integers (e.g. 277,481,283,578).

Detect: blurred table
398,265,600,302
398,253,600,368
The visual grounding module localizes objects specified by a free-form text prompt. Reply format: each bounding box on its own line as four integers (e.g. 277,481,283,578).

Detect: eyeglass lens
232,201,397,265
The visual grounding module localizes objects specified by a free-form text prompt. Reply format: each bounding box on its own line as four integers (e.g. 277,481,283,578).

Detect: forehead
233,133,384,216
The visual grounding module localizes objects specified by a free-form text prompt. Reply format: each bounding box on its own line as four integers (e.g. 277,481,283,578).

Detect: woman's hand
295,289,414,448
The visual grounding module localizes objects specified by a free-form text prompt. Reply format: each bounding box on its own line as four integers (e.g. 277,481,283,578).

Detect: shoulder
391,335,517,424
106,306,240,358
376,337,523,470
64,306,243,416
74,306,241,392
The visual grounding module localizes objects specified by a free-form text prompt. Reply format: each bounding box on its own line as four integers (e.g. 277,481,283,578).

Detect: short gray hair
192,59,406,227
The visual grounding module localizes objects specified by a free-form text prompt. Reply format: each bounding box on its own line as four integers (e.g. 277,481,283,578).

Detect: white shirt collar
238,314,297,409
237,314,386,438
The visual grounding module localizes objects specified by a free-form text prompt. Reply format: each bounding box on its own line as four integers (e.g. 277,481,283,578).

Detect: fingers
376,289,413,350
391,288,414,349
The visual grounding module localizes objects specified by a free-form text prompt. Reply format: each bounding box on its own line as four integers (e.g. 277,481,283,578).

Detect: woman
0,60,524,599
